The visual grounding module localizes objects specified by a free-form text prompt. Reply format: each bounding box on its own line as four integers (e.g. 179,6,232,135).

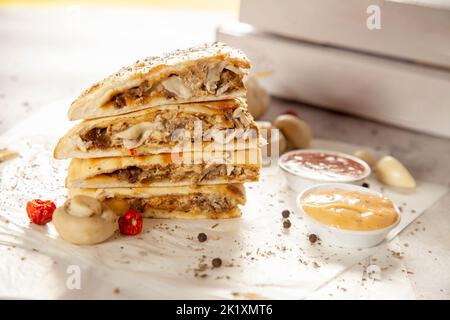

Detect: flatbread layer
67,149,261,188
68,42,250,120
69,184,246,219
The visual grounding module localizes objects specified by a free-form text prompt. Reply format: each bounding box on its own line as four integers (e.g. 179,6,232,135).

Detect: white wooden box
240,0,450,69
216,23,450,138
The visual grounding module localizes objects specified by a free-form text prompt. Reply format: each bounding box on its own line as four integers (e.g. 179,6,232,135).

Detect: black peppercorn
308,234,318,244
283,219,292,229
212,258,222,268
197,233,207,242
282,209,290,219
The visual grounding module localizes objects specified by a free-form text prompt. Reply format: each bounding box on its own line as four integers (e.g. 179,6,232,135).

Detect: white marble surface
0,6,449,299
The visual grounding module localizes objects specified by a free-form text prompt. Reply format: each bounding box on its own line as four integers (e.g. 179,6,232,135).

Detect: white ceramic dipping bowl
279,149,371,193
297,183,401,248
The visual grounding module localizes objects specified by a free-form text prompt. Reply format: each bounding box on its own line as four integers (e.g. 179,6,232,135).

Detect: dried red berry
26,199,56,225
282,110,300,118
119,210,143,235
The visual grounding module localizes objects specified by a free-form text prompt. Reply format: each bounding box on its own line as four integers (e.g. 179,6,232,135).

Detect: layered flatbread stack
54,42,261,219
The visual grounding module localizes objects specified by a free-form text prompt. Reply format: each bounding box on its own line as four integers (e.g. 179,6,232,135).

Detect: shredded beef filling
129,198,145,212
106,164,256,184
115,166,143,183
113,80,151,109
109,65,242,109
79,108,239,151
125,194,234,213
81,127,111,149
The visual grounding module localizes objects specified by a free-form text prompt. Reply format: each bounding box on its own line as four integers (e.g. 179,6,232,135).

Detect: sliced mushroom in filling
107,61,244,109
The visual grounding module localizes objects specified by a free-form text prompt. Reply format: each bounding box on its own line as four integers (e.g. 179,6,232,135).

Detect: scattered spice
390,251,404,260
197,232,207,242
283,219,291,229
367,264,382,280
197,263,208,272
212,258,222,268
362,182,370,188
113,288,120,294
281,209,290,219
211,223,219,229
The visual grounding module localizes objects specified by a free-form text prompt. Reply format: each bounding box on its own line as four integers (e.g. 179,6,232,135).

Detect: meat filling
108,62,244,109
106,164,258,184
81,127,111,149
125,194,235,213
79,107,254,151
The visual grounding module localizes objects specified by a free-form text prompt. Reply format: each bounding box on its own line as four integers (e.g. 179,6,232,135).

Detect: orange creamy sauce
302,189,398,231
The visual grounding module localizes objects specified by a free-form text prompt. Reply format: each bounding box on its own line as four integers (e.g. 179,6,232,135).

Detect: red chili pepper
26,199,56,225
119,210,143,235
130,148,136,156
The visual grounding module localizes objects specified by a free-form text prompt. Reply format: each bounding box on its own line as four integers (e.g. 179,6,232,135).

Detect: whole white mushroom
53,195,118,245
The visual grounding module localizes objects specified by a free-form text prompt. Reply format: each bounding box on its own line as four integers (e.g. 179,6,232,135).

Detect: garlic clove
375,156,416,189
353,150,375,167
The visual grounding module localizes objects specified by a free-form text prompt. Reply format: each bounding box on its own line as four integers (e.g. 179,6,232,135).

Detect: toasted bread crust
68,42,250,120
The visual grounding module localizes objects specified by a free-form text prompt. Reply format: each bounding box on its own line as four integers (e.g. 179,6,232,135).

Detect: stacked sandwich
54,43,261,221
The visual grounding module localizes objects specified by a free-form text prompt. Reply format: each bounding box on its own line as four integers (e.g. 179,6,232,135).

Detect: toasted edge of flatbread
68,42,250,120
